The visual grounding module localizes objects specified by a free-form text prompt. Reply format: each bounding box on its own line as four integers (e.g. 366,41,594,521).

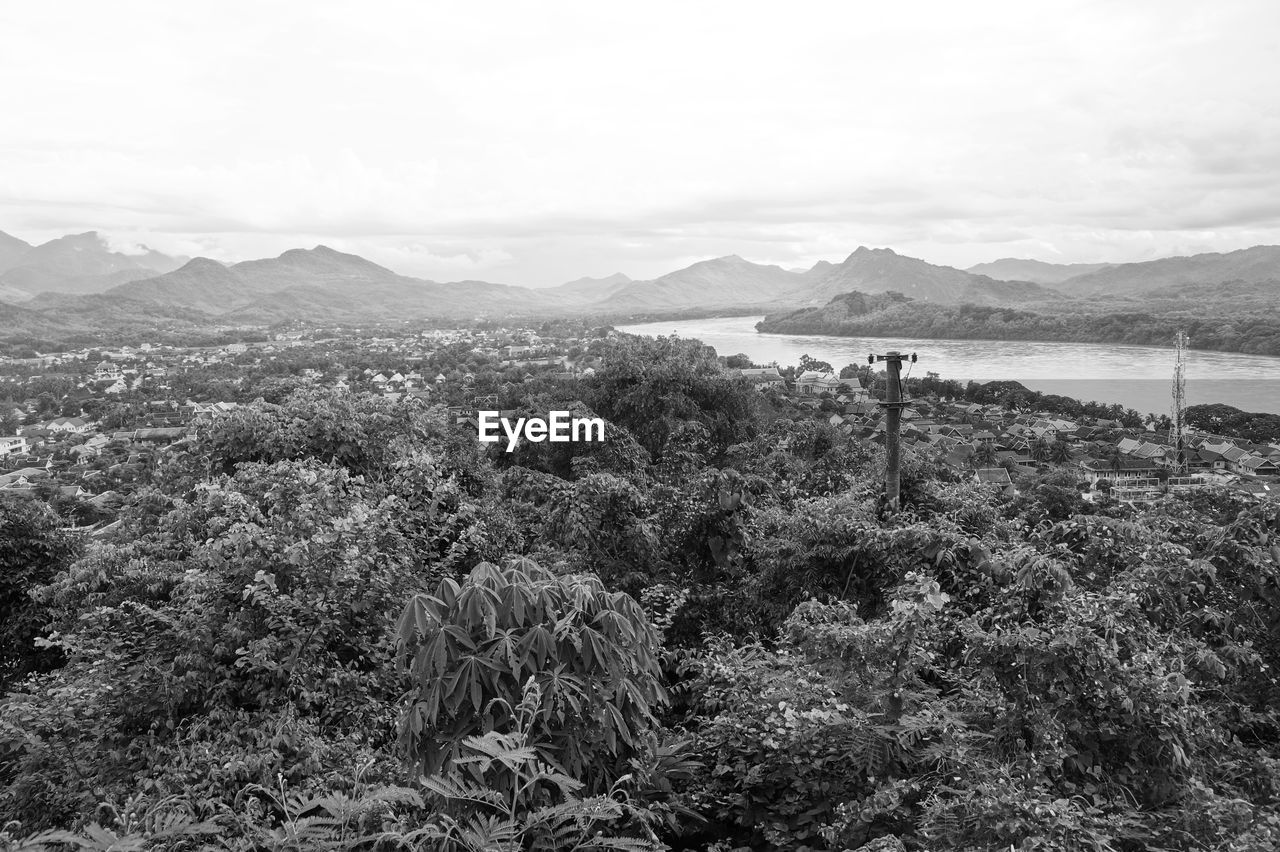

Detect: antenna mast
1171,330,1188,473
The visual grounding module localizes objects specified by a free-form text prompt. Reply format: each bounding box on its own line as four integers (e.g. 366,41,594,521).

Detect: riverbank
755,293,1280,358
617,315,1280,416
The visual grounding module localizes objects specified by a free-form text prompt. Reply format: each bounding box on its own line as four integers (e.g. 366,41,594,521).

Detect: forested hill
757,289,1280,356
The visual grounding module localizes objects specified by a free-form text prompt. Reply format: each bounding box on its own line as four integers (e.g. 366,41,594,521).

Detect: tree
1103,444,1124,474
0,459,432,826
972,442,999,468
0,496,78,693
798,354,833,374
1048,437,1073,464
585,335,759,463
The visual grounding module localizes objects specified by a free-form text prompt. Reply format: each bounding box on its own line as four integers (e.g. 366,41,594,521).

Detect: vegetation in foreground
2,334,1280,851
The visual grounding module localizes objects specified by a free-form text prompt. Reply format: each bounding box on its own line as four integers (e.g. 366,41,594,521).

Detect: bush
396,558,667,796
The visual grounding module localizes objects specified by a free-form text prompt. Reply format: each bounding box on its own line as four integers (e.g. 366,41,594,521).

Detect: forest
757,290,1280,357
2,334,1280,851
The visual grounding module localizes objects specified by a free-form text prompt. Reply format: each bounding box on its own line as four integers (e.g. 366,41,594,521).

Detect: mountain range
0,231,188,302
964,258,1114,284
1,228,1278,342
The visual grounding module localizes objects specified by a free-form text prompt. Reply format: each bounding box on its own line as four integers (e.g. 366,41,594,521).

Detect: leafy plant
412,679,665,851
396,558,668,795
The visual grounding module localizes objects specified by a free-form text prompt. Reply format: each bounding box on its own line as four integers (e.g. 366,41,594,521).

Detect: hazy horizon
4,1,1280,286
6,226,1280,291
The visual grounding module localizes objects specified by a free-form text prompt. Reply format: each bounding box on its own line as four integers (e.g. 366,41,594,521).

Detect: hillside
958,277,1063,304
108,246,553,322
756,288,1280,356
104,257,254,313
1052,245,1280,294
0,230,32,270
600,255,800,311
0,231,187,297
546,272,633,303
794,247,1021,305
966,257,1113,284
0,297,89,339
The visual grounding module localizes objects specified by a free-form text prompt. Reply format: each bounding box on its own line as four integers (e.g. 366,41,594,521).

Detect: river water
617,315,1280,416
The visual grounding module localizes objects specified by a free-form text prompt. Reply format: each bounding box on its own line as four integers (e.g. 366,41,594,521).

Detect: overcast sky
2,1,1279,286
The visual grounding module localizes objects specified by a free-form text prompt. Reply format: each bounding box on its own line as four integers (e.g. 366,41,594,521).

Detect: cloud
2,1,1280,283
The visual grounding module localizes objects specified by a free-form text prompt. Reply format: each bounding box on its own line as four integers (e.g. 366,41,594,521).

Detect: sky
2,1,1279,287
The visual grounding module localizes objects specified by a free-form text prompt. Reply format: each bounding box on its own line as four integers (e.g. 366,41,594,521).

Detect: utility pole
1170,331,1188,474
869,350,916,509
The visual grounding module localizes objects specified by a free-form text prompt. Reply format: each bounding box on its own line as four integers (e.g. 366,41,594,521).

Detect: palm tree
1049,437,1072,464
1031,438,1050,463
1103,445,1124,474
972,442,999,468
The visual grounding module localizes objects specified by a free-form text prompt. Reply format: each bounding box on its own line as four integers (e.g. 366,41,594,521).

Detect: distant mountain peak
688,254,748,267
850,246,897,259
0,230,33,272
266,245,396,276
175,256,231,273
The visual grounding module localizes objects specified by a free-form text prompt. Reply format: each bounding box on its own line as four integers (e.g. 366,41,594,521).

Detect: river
616,316,1280,417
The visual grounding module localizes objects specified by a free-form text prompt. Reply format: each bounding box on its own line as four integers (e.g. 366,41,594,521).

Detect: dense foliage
2,332,1280,851
1187,403,1280,444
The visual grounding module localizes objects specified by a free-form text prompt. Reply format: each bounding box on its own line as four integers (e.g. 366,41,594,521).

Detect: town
3,322,1277,542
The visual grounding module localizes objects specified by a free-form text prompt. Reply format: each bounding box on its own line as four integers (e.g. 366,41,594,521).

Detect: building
44,417,90,434
737,367,787,390
0,435,29,459
796,371,845,396
1078,457,1162,488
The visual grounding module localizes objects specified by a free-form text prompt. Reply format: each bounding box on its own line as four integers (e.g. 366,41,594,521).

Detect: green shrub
396,558,667,796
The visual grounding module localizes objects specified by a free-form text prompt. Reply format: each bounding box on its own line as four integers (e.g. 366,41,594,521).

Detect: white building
0,435,30,458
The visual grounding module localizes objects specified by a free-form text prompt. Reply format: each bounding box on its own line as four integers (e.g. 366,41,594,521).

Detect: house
44,416,89,434
95,360,121,379
1078,457,1162,488
190,402,240,422
796,371,841,396
974,467,1017,497
0,435,29,458
0,467,51,489
1237,456,1280,477
737,367,787,390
